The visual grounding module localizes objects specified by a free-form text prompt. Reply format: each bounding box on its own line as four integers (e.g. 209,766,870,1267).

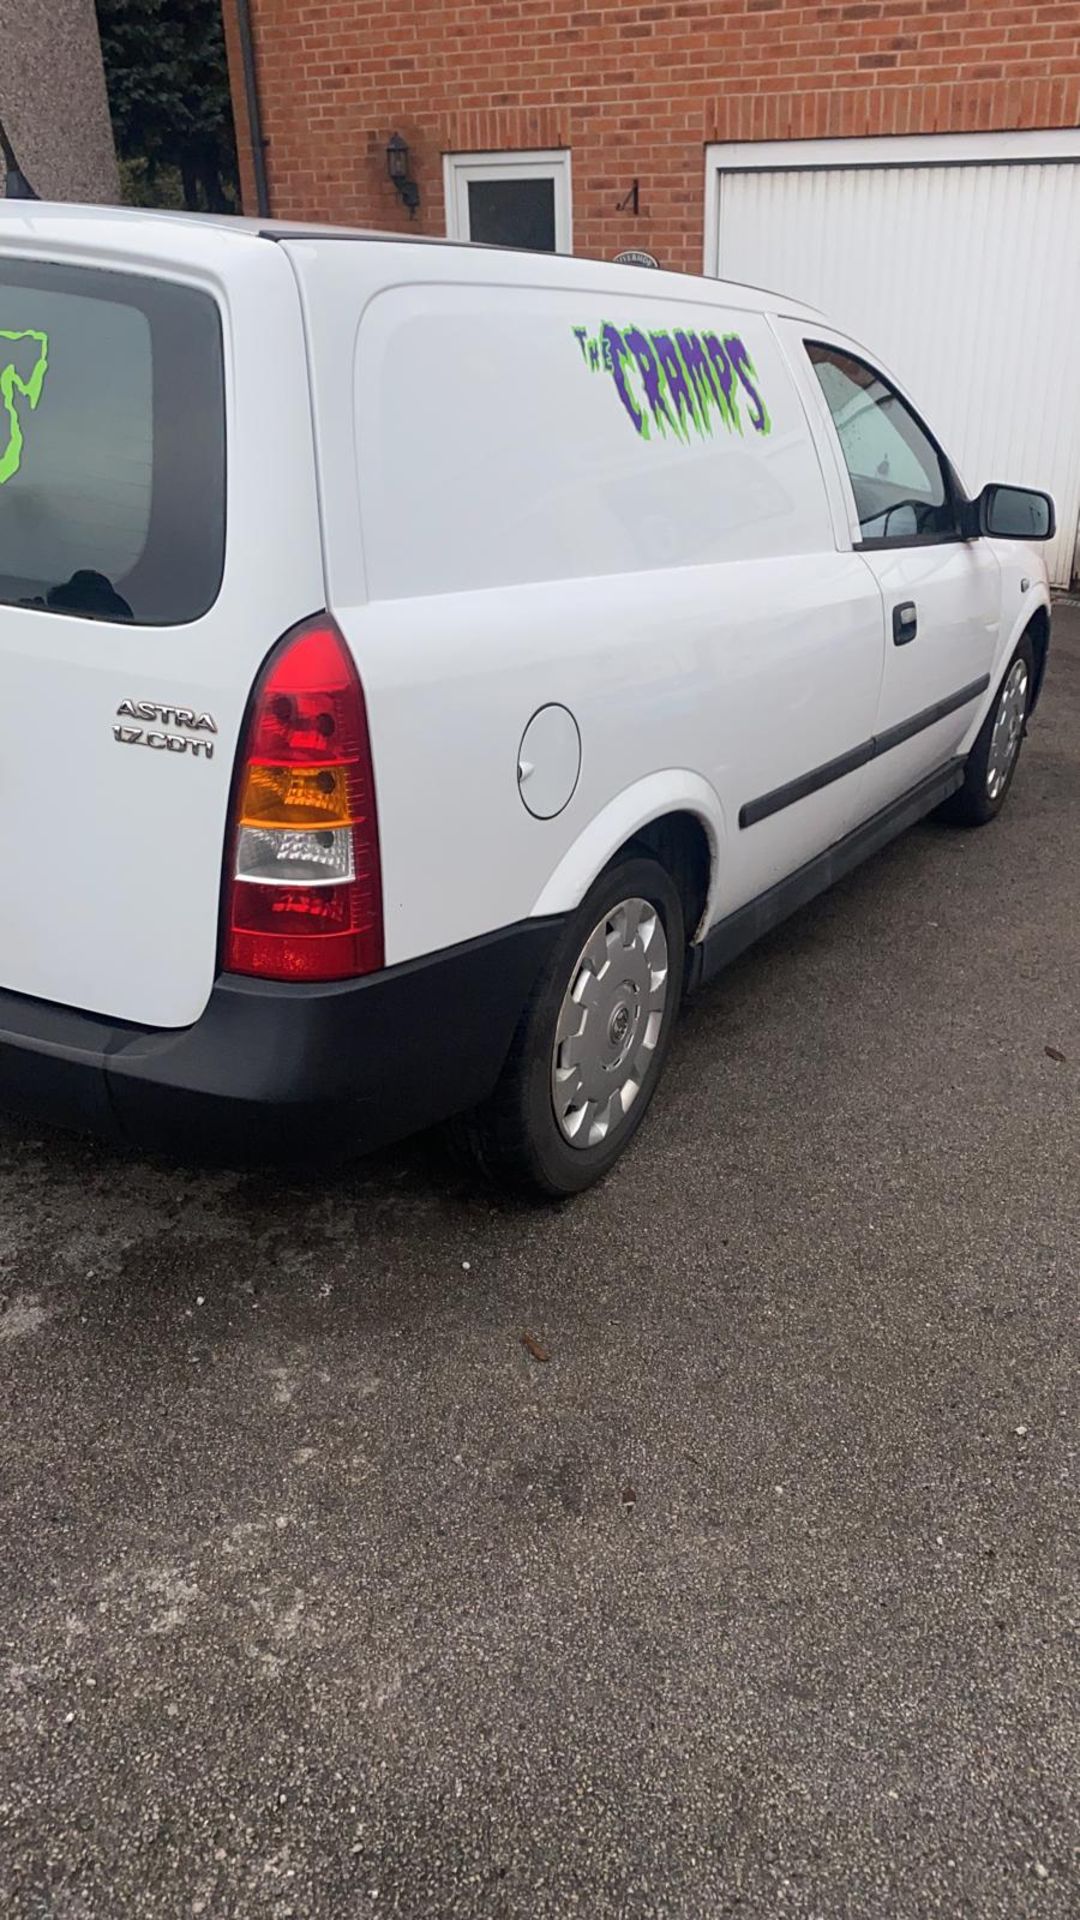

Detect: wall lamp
386,134,420,217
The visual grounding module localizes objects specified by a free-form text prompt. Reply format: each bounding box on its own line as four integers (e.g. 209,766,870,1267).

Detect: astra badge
113,699,218,760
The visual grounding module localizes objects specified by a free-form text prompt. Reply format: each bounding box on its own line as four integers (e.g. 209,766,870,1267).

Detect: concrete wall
0,0,118,203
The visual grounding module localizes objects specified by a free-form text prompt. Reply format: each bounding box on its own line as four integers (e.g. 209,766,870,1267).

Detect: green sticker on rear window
0,329,49,485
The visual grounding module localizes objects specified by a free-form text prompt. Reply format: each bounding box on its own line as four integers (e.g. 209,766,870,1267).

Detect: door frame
442,148,573,253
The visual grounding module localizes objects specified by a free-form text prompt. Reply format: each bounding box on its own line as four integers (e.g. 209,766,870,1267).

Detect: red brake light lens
224,619,384,983
246,624,364,765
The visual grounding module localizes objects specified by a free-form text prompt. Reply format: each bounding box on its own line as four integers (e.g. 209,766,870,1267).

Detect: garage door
705,131,1080,587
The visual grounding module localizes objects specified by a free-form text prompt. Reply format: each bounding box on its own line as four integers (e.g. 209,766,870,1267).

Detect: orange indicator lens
239,762,353,828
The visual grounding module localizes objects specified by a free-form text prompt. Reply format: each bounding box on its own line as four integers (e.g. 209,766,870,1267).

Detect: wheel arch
1025,601,1051,711
964,590,1052,751
527,772,724,942
626,812,713,945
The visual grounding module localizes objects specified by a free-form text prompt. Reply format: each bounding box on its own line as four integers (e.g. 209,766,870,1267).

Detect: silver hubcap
551,897,670,1149
986,660,1029,800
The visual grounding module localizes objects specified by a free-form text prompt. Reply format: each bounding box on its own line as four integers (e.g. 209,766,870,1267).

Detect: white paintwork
289,240,884,960
704,131,1080,586
443,150,572,253
0,204,324,1028
778,320,1003,813
0,204,1052,1042
351,278,829,599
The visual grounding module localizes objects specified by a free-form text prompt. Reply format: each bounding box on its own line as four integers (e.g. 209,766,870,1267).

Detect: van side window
0,259,225,626
806,343,957,545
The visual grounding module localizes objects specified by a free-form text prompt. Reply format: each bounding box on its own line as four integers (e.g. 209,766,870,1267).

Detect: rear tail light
223,618,384,982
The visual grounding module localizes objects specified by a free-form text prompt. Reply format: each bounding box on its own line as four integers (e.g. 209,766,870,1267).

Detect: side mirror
977,483,1055,541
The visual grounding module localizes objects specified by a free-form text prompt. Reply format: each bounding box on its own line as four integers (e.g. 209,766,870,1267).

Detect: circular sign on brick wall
613,249,659,268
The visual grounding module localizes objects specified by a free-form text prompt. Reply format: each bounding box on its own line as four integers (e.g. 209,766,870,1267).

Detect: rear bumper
0,920,562,1163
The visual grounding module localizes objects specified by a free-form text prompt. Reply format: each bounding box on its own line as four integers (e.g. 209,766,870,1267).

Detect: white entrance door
443,150,572,254
704,130,1080,586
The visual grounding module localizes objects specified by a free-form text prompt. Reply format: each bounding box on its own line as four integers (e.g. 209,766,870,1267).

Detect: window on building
806,342,957,544
443,151,572,253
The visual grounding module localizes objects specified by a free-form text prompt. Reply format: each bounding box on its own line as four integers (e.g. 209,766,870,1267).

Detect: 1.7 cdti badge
113,700,218,759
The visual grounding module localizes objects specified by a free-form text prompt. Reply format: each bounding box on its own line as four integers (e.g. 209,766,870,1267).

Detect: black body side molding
691,758,964,990
740,677,989,829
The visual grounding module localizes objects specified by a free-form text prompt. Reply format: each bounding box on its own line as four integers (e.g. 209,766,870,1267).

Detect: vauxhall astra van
0,205,1054,1194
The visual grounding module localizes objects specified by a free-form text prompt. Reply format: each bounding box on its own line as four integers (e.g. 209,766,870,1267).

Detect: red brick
225,0,1080,272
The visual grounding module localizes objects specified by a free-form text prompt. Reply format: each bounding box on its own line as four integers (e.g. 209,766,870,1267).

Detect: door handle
892,600,918,646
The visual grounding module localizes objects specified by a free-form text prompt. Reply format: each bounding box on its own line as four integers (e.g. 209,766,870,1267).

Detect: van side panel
355,282,828,599
288,245,886,966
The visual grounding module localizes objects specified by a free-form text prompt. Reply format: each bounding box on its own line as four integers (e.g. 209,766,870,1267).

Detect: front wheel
461,854,685,1198
938,634,1035,827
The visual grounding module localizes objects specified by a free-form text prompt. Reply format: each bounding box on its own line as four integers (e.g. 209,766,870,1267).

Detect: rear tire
938,634,1034,827
461,854,685,1198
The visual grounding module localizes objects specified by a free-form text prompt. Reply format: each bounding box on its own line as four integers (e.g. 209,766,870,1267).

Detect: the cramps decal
573,321,770,443
0,329,49,485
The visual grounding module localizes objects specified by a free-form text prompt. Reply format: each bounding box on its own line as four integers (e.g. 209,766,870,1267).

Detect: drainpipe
0,113,38,200
234,0,271,217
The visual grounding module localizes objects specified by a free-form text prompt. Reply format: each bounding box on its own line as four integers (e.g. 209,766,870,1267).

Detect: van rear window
0,258,225,625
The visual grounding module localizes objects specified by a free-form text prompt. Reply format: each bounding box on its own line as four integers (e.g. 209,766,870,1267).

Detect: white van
0,205,1054,1194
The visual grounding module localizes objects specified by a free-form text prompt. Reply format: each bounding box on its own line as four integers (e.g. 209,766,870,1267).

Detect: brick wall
225,0,1080,273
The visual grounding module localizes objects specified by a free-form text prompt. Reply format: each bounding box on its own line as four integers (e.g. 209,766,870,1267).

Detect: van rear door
0,228,324,1028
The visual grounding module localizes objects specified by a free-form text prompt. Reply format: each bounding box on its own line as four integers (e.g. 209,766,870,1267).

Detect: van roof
0,200,822,319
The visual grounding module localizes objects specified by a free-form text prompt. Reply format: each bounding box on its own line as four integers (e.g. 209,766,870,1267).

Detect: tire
938,634,1035,828
461,854,685,1198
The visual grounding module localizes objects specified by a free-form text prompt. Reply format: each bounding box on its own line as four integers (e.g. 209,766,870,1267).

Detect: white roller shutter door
706,132,1080,587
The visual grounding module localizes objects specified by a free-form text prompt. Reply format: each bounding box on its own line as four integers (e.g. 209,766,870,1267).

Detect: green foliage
96,0,238,211
118,156,186,210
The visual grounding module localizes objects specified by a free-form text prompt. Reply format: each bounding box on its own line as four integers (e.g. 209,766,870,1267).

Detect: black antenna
0,112,39,200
